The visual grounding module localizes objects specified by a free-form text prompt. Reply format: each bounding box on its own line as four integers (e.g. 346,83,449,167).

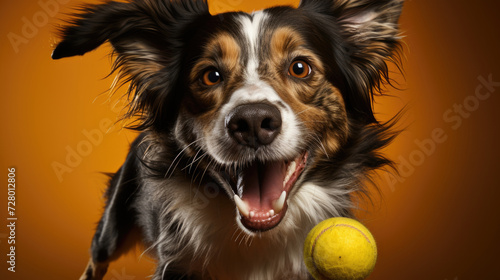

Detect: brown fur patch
188,32,243,116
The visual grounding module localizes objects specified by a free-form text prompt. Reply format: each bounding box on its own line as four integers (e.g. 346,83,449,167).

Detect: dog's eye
202,69,222,86
288,60,311,79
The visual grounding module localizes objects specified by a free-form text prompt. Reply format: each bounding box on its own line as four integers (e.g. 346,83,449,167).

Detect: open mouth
231,151,308,232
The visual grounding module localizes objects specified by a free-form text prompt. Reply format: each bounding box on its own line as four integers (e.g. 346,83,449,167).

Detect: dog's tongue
238,161,285,212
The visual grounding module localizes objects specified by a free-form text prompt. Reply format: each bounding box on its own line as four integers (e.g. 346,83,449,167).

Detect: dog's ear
52,0,209,60
52,0,209,78
299,0,404,123
52,1,131,60
53,0,210,130
299,0,403,69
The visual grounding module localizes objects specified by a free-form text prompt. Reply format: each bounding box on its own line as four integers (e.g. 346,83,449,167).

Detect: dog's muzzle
222,102,308,232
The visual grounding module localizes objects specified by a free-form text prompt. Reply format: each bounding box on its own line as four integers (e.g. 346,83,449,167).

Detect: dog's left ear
299,0,403,68
300,0,404,122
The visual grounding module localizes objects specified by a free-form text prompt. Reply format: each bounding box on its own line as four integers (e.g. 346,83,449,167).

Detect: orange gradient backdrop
1,0,499,279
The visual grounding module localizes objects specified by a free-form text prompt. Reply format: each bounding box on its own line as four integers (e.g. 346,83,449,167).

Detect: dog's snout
226,103,282,149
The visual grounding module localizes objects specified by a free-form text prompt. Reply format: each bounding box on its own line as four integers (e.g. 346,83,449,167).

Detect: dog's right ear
52,0,210,60
52,1,130,59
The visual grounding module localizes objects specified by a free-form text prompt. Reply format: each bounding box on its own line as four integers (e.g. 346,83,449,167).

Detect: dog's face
175,10,351,232
53,0,403,234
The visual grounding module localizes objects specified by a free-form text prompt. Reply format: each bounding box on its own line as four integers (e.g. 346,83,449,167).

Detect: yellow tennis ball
303,217,377,280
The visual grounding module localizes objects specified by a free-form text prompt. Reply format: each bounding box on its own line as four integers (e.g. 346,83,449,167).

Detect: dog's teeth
249,211,255,218
269,209,275,217
272,191,286,213
234,195,250,217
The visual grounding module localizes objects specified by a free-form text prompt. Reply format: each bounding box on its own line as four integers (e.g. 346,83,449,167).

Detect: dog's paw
79,259,108,280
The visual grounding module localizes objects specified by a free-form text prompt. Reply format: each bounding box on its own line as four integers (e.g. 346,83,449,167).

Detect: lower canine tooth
272,191,286,213
234,195,249,217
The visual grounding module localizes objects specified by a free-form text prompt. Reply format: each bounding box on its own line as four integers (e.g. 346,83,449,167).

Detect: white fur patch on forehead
226,80,283,106
236,11,269,83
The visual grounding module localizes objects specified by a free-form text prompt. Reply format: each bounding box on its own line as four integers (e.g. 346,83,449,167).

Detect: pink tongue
238,161,285,211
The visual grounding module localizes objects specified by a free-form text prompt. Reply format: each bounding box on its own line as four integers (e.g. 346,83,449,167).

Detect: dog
52,0,404,279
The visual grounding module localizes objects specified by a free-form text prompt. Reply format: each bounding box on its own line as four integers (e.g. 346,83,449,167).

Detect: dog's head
53,0,403,234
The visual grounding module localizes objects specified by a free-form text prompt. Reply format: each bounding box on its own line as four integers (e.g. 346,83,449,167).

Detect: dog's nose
226,103,282,149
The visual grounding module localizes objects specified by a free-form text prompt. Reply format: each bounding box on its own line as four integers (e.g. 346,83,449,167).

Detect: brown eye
288,60,311,78
202,69,222,86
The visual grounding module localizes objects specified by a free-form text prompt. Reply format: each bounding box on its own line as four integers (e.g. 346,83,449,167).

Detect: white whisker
165,138,203,178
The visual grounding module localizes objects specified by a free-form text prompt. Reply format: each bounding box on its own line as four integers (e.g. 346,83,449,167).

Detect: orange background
1,0,500,279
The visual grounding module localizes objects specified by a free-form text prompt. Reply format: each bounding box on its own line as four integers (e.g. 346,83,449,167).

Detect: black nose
226,103,282,149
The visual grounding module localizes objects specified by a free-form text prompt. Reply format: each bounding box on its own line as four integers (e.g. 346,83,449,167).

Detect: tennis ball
303,217,377,280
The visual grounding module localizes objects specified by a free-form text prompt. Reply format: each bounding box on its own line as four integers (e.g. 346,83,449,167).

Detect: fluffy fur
52,0,404,279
